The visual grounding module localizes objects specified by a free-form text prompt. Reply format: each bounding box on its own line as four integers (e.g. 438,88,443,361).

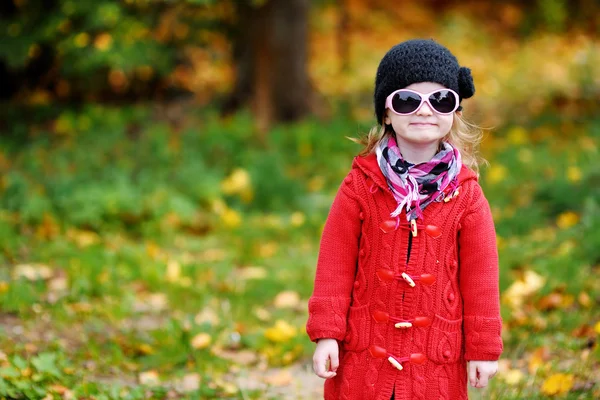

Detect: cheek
439,116,454,134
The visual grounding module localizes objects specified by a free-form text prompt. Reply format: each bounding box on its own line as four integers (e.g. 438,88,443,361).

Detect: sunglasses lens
429,90,457,113
391,91,422,114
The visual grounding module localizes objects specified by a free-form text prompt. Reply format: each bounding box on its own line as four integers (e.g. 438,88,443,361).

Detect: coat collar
352,153,478,192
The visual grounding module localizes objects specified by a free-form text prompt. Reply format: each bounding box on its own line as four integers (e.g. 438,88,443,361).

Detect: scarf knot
376,135,462,221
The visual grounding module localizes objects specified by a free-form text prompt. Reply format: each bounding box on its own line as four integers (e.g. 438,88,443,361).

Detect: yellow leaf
195,307,220,326
0,281,8,294
166,260,181,282
74,32,90,47
502,270,545,309
290,212,306,227
221,208,242,228
263,369,293,386
502,369,524,385
67,228,100,248
507,126,528,145
556,211,579,229
221,168,251,195
94,33,112,51
274,291,300,309
139,370,160,386
541,373,574,396
179,373,201,392
264,320,297,343
13,263,53,281
594,321,600,335
566,166,582,183
191,333,212,350
578,292,591,308
238,266,267,281
257,242,278,258
137,344,154,355
487,164,507,184
254,307,271,322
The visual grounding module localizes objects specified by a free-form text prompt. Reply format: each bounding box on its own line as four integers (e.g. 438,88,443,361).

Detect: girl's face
384,82,454,149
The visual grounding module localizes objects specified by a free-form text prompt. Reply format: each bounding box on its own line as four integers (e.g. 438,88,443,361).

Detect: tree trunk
222,0,311,133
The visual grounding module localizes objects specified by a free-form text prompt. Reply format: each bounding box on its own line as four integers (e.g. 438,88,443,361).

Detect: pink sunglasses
385,88,460,115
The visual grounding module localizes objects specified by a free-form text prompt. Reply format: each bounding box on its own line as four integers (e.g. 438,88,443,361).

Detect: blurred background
0,0,599,398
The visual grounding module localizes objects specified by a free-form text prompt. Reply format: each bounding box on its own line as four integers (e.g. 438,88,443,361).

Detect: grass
0,104,599,399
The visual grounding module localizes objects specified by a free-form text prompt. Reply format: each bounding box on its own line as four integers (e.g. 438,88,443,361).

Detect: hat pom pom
458,67,475,99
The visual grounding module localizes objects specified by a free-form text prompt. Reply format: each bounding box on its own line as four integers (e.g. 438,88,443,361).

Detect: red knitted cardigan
307,153,503,400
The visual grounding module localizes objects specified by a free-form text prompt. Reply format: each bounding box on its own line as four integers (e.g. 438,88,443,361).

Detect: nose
416,101,433,116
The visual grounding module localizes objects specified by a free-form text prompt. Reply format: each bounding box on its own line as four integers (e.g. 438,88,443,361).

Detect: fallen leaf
595,321,600,335
139,370,160,385
502,369,524,385
528,347,550,375
133,293,168,313
263,369,293,386
180,373,201,392
274,291,300,309
195,307,220,326
213,348,258,366
166,260,181,282
66,228,100,247
13,263,53,281
191,333,212,350
264,320,297,342
49,384,69,395
578,292,591,308
541,373,574,396
254,307,271,322
502,270,545,309
538,292,563,311
571,324,596,339
238,266,267,280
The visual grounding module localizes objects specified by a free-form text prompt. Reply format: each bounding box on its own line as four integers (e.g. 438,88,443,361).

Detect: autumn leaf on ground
528,347,551,375
273,290,300,309
263,369,293,386
541,373,574,396
13,263,53,281
139,370,160,385
264,320,297,342
502,269,545,309
191,332,212,350
502,369,524,385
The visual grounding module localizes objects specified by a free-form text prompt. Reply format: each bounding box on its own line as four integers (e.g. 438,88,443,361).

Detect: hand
312,338,339,379
468,360,498,388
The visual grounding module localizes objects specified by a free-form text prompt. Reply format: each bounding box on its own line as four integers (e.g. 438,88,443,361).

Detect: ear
384,109,392,125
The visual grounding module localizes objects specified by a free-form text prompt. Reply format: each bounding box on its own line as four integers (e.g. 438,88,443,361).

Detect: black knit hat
374,39,475,125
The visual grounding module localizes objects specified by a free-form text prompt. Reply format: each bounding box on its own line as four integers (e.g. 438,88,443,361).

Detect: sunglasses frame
385,88,460,116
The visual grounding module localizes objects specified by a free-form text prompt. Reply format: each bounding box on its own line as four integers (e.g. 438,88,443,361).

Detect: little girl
306,39,503,400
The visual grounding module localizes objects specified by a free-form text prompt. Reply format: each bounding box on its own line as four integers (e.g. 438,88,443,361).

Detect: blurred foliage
1,105,599,397
0,0,599,398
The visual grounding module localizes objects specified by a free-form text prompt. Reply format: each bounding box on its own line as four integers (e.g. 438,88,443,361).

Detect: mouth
410,123,437,127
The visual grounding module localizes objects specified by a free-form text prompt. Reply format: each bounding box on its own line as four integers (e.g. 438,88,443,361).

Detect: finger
330,352,339,372
321,371,337,379
313,355,325,376
313,355,336,379
477,371,489,388
468,362,478,387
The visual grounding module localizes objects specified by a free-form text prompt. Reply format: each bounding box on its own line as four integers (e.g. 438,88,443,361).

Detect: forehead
403,82,447,93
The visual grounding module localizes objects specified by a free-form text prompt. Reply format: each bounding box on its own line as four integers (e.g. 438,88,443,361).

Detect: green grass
0,104,599,399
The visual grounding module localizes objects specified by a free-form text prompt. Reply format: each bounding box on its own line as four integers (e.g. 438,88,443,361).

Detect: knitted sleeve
306,172,362,342
458,182,503,361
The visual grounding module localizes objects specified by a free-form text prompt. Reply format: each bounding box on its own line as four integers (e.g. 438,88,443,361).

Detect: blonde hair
350,113,486,174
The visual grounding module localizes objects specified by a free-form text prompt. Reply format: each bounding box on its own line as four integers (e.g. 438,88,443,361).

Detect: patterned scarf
376,135,462,221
